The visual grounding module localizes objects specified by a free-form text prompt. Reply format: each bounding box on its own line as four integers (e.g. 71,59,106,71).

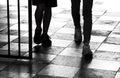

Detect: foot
82,43,93,55
74,28,82,43
34,28,42,44
41,34,52,47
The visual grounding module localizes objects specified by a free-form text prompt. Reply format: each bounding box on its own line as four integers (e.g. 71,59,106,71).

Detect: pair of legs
34,3,52,47
71,0,93,44
35,3,52,35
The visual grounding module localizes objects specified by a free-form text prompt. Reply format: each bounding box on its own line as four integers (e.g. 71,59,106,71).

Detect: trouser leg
71,0,81,29
83,0,93,44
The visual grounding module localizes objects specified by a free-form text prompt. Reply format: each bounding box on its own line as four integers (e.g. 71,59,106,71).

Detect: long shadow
76,50,93,78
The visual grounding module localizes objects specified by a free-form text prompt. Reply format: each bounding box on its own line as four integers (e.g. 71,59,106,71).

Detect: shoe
41,34,52,47
74,28,82,43
82,43,93,55
34,28,42,44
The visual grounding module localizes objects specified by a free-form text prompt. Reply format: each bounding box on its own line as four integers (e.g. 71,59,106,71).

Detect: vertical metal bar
18,0,21,57
7,0,10,56
28,0,32,59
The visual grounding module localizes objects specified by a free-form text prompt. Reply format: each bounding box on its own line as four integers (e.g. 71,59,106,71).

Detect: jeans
71,0,93,43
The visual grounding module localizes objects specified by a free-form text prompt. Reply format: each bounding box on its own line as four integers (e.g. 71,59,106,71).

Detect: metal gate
0,0,32,59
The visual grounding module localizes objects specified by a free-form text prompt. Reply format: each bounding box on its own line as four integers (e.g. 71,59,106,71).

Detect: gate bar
7,0,10,56
17,0,21,57
28,0,32,59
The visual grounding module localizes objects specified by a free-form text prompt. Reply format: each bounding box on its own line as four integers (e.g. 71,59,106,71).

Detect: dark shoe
82,43,93,56
34,29,42,44
41,34,52,47
74,28,82,43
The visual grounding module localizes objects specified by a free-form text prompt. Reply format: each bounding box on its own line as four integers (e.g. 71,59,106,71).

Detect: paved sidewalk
0,0,120,78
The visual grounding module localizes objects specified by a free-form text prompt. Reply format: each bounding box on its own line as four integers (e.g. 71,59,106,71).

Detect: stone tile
113,24,120,33
22,32,35,37
29,53,57,63
0,43,29,52
105,37,120,45
92,11,105,16
0,58,16,71
0,17,7,24
54,13,72,19
0,50,16,55
12,36,29,43
98,16,120,21
33,46,64,55
0,17,17,27
0,34,17,42
94,19,118,26
94,50,120,61
38,64,79,78
89,42,102,50
52,39,72,47
59,48,82,57
64,21,75,28
50,21,67,28
0,59,47,78
0,67,34,78
0,63,7,71
0,42,7,48
104,12,120,17
104,0,120,12
68,41,83,49
52,55,81,67
68,41,100,51
10,18,18,24
56,28,74,34
0,49,26,56
0,57,16,62
89,59,120,71
51,33,73,40
10,24,29,31
74,68,116,78
91,30,110,36
0,23,7,31
115,72,120,78
98,43,120,52
0,29,27,35
90,35,106,42
0,12,6,18
109,32,120,38
33,75,66,78
52,8,64,14
92,24,115,31
48,27,63,36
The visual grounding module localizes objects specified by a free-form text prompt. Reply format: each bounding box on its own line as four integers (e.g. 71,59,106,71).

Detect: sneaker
34,29,42,44
41,34,52,47
82,43,93,55
74,28,82,43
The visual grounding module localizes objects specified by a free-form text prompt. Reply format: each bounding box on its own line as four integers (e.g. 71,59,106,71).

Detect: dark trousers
71,0,93,43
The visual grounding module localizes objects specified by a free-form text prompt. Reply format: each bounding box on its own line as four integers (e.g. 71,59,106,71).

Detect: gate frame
0,0,33,59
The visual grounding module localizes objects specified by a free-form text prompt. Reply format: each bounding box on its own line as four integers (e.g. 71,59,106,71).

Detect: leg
43,7,52,34
71,0,81,29
35,4,44,31
82,0,93,55
83,0,93,44
71,0,82,43
42,7,52,47
34,4,44,44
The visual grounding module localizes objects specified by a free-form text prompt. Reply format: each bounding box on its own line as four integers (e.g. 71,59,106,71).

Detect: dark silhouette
75,55,94,78
71,0,93,55
32,0,57,47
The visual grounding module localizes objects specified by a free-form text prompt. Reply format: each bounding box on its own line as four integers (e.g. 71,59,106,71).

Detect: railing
0,0,32,59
